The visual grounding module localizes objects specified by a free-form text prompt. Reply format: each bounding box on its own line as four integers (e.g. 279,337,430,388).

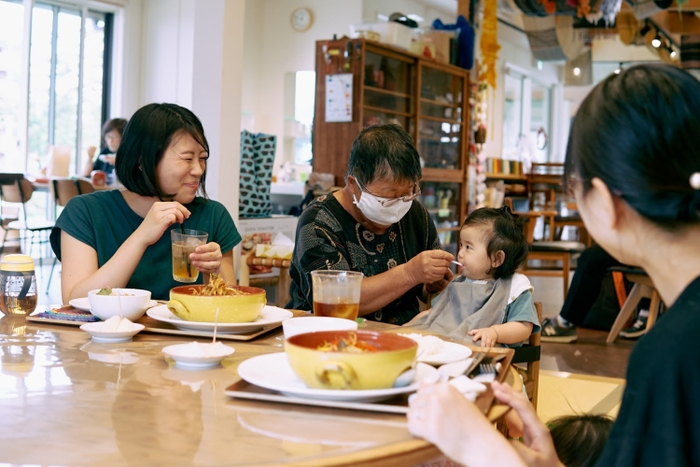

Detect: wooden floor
25,255,637,380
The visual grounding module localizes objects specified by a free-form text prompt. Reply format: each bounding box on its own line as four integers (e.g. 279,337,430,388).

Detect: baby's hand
468,327,498,347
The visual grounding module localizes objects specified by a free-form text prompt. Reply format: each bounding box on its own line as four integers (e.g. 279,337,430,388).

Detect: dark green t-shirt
50,190,241,300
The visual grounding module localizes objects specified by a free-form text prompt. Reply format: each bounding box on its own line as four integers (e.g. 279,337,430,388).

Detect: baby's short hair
462,206,528,279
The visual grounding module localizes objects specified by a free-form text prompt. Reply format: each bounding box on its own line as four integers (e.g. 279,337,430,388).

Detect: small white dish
162,342,235,370
70,297,158,313
399,333,472,366
147,305,292,334
237,353,437,402
282,316,358,339
80,321,145,343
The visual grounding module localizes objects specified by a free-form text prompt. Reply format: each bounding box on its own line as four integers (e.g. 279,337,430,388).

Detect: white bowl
282,316,358,339
162,342,235,370
87,288,152,322
80,321,145,343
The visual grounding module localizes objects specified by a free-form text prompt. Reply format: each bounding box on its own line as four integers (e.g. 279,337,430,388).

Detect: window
502,69,552,163
0,0,110,175
293,70,315,165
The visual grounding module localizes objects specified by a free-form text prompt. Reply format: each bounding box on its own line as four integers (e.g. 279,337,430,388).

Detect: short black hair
566,64,700,229
462,206,528,279
101,118,127,139
548,414,614,467
115,103,209,199
347,124,422,185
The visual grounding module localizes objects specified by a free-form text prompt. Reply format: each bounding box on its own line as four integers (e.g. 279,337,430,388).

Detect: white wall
362,0,455,24
117,0,244,217
242,0,363,173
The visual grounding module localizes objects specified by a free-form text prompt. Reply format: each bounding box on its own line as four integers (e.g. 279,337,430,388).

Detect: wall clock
291,7,313,32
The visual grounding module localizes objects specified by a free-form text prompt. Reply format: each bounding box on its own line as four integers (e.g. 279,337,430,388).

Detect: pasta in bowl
285,330,418,390
167,275,266,323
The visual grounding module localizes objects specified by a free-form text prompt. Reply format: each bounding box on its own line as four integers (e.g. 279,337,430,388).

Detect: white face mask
352,191,413,226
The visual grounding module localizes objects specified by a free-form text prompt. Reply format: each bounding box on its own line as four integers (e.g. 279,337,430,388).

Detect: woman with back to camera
406,64,700,466
287,124,454,325
51,103,240,302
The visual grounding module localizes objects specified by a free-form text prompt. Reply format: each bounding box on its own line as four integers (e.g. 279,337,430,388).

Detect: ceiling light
652,37,661,48
573,67,581,76
614,68,621,74
671,50,677,58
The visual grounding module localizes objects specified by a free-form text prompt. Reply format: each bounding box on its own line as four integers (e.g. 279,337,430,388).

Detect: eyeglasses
356,179,421,207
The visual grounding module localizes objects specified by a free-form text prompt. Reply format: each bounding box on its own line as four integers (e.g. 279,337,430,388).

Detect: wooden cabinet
313,38,470,255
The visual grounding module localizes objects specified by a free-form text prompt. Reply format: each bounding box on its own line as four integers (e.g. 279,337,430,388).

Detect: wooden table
0,314,518,466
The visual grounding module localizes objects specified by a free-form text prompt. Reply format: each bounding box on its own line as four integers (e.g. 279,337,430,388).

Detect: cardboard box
422,30,456,64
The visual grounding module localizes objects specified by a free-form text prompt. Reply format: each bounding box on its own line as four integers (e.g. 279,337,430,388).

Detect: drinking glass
310,270,363,320
171,230,208,283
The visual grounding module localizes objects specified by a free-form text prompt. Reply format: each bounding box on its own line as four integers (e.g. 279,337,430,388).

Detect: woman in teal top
50,103,241,302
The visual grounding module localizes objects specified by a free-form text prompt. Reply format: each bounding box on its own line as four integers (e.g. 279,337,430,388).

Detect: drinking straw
180,222,192,278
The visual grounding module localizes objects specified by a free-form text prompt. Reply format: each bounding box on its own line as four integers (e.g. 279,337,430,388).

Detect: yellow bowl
285,330,417,390
167,285,266,323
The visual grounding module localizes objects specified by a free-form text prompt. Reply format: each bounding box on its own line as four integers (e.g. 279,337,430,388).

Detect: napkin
255,232,294,259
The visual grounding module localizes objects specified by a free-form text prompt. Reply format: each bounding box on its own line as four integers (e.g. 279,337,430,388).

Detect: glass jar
0,254,37,316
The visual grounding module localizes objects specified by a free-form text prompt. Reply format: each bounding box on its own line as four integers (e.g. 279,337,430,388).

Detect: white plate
147,305,293,334
418,341,473,366
236,353,437,403
80,322,145,343
162,342,235,370
70,297,158,312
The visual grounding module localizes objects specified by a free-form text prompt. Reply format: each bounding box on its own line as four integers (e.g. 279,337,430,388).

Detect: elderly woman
287,124,454,325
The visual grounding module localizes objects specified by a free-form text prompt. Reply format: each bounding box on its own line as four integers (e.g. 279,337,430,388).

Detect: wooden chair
606,267,663,344
0,177,55,267
238,254,291,308
513,302,543,408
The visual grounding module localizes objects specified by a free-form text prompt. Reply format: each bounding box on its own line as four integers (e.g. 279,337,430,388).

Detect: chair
606,267,663,344
238,254,291,308
0,177,55,269
76,179,95,195
513,302,543,408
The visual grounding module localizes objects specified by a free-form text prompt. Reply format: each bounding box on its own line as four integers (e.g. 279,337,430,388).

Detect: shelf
420,97,460,108
362,105,413,117
419,134,461,143
420,114,462,124
484,173,527,181
364,85,411,99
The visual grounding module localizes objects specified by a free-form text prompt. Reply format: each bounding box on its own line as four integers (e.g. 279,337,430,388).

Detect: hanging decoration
479,0,501,89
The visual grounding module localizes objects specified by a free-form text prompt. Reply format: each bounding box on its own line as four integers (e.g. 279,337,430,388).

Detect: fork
472,363,497,383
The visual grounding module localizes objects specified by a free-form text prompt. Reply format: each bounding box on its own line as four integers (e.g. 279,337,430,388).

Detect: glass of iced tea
310,270,363,320
171,229,208,283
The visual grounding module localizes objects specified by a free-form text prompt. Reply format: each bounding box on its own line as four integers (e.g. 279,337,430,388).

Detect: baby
405,206,540,347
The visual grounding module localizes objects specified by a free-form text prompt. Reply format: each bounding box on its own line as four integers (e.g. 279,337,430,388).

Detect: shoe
619,312,648,339
541,317,578,343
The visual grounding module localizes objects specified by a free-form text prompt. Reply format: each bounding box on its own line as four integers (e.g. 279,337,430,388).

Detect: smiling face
457,225,502,280
156,131,208,204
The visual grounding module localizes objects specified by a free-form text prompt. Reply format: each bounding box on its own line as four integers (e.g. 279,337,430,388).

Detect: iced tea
313,301,360,320
171,229,208,283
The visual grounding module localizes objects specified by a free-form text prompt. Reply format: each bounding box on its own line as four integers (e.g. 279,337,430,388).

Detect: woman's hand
407,382,526,467
469,327,499,347
491,381,564,467
136,201,191,246
190,242,223,274
425,269,454,295
405,250,454,286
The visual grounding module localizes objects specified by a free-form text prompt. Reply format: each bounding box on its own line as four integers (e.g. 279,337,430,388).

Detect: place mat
27,306,283,342
226,348,514,415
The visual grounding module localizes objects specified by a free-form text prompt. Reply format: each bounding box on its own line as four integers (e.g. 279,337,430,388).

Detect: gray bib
406,276,512,343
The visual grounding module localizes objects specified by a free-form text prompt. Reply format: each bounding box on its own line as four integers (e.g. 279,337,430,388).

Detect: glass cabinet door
362,50,414,133
419,181,464,256
419,65,465,170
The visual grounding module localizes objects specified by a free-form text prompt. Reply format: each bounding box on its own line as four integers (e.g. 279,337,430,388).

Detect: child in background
549,414,614,467
82,118,128,183
406,206,540,347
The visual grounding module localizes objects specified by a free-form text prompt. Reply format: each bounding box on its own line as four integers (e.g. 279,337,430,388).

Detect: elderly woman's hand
405,250,454,286
190,242,223,274
425,269,453,295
